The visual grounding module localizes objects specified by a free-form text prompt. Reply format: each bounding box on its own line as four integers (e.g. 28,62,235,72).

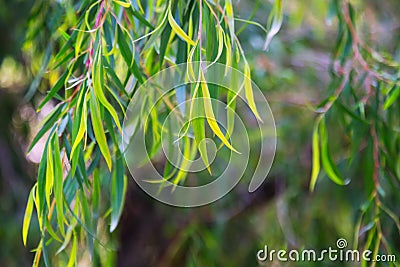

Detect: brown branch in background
343,0,399,86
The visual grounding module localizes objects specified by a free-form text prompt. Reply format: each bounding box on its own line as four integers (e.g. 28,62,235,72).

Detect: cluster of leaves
309,0,400,261
22,0,282,266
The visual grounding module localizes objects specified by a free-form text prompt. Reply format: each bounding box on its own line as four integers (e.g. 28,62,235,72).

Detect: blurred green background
0,0,399,266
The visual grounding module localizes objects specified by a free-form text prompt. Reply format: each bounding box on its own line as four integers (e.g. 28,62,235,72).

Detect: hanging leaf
200,71,239,153
244,63,262,122
23,184,36,246
310,116,322,192
89,89,112,170
320,118,348,185
168,7,196,46
110,153,127,232
263,0,283,50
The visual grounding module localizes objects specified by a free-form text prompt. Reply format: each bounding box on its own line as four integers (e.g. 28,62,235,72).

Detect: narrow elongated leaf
172,135,196,185
53,134,65,236
310,116,322,191
67,232,77,267
320,118,348,185
110,153,127,232
383,85,400,110
113,0,130,8
89,89,112,170
192,97,211,174
263,0,283,50
38,72,68,111
168,7,195,46
244,63,262,121
74,23,85,58
225,0,235,42
45,136,54,208
93,49,122,132
200,71,239,153
70,91,87,160
23,184,36,246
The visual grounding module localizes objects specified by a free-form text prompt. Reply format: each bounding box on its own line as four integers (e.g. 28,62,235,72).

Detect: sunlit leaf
310,116,322,191
244,63,262,122
89,89,112,170
23,184,36,246
200,71,239,153
168,6,196,46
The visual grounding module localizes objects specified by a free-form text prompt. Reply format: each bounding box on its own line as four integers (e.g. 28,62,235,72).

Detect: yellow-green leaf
224,34,232,75
67,232,77,267
167,8,196,46
90,89,112,170
45,138,54,208
113,0,130,8
74,24,85,58
192,98,211,174
93,50,122,133
200,71,239,153
310,116,322,192
53,134,65,236
320,118,347,185
225,0,235,40
244,63,262,122
23,184,36,246
172,135,197,186
210,25,224,65
71,91,87,160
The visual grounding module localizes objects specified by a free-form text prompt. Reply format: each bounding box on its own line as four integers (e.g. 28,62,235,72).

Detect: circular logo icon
122,62,276,207
336,238,348,249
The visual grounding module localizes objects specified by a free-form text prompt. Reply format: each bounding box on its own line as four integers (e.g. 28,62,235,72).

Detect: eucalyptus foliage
309,1,400,261
22,0,282,265
21,0,399,266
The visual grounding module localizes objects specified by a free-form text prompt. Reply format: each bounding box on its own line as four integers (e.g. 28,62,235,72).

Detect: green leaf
53,134,65,236
110,152,127,232
23,184,36,246
225,0,235,42
71,90,87,163
192,97,211,174
172,135,196,185
167,5,195,46
38,72,68,111
93,49,122,133
74,23,86,58
113,0,130,8
89,89,112,170
45,134,55,208
310,116,322,191
67,232,77,267
320,118,348,186
200,71,239,153
125,5,154,29
244,63,262,122
383,85,400,110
